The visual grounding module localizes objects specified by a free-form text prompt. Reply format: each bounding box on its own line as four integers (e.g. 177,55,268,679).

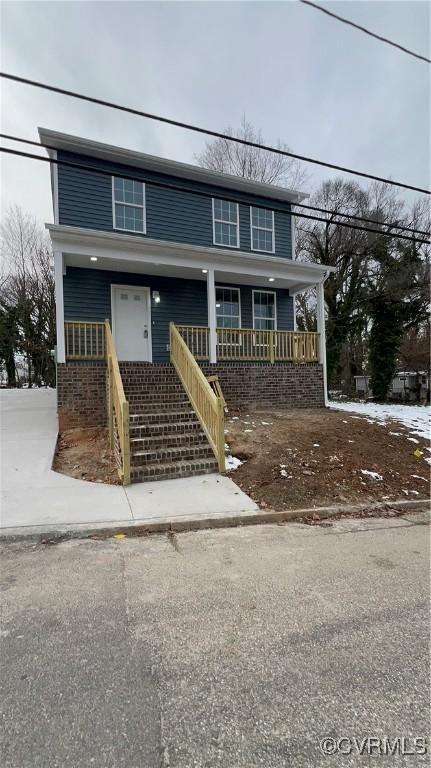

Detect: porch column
54,251,66,364
316,279,328,406
206,269,217,364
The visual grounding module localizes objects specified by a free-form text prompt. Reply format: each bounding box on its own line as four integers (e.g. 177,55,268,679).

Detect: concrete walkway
0,389,257,535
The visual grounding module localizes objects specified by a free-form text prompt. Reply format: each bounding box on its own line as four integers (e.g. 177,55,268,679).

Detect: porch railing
64,321,105,360
105,320,130,485
176,325,320,363
170,323,225,472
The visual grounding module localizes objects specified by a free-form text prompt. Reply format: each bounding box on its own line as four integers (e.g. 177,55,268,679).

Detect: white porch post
207,269,217,364
316,279,328,406
54,251,66,364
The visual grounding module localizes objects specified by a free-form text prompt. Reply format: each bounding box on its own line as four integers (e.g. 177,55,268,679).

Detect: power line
300,0,431,64
1,144,429,246
1,70,429,196
2,132,428,237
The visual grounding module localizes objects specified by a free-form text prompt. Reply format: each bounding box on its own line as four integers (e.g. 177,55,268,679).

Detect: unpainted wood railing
64,321,105,360
170,323,225,472
176,325,320,363
105,319,130,485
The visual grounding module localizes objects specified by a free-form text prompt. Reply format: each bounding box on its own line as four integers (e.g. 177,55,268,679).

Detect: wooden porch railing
105,319,130,485
64,321,105,360
170,323,225,472
176,325,320,363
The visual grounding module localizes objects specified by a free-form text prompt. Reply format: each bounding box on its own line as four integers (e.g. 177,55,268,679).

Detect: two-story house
40,128,333,484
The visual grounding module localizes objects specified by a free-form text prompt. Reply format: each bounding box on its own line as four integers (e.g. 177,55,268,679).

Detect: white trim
212,198,240,249
112,177,146,234
316,280,328,407
49,149,59,225
39,128,309,204
110,284,152,362
46,226,335,286
53,251,65,363
250,207,276,254
215,285,242,328
252,289,277,331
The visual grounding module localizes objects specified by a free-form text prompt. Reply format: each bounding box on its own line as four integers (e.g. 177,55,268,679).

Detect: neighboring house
41,128,333,484
355,371,430,401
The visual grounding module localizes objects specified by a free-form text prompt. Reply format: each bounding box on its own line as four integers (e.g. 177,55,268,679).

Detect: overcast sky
1,0,429,228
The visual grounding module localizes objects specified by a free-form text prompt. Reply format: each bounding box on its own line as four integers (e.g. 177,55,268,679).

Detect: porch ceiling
48,224,334,292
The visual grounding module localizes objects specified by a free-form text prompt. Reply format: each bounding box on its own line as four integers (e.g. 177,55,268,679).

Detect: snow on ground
226,455,243,471
330,401,430,442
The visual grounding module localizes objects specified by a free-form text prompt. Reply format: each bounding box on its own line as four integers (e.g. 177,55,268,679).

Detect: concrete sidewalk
0,389,257,535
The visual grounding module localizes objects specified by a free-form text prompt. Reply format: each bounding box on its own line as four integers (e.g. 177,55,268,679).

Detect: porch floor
0,389,257,537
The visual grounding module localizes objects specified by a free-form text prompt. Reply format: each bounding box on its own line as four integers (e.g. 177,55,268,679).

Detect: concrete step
130,457,218,483
130,430,207,452
131,443,214,467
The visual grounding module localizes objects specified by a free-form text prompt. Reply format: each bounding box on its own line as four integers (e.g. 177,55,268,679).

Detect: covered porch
50,224,331,386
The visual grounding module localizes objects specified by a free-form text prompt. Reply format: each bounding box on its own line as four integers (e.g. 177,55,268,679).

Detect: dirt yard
225,408,430,510
54,427,120,485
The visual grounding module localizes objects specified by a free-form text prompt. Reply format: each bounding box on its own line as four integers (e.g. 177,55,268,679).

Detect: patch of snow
226,455,243,471
313,443,320,447
261,421,272,426
389,432,402,437
360,469,383,481
411,475,428,481
424,457,431,466
407,437,419,444
231,416,239,421
280,469,293,479
330,400,430,441
348,440,355,443
244,429,253,433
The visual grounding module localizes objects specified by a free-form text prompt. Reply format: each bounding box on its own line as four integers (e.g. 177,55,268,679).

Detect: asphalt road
1,511,429,767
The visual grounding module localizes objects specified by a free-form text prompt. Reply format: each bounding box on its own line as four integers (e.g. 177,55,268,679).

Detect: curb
0,498,429,544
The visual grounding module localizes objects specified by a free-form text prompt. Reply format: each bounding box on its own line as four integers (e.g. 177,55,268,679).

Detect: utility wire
1,145,429,245
299,1,431,64
2,132,429,238
1,71,429,196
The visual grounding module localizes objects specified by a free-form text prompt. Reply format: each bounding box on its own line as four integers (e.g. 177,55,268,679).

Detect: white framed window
212,199,240,248
250,207,275,253
252,290,277,330
112,177,146,234
216,286,241,328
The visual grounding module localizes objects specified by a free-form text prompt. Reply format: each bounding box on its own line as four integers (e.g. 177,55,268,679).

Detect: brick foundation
57,362,107,429
200,362,325,409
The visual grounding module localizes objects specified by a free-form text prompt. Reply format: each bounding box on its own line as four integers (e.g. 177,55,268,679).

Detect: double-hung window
250,206,275,253
253,290,277,330
112,177,146,233
216,287,241,328
212,199,240,248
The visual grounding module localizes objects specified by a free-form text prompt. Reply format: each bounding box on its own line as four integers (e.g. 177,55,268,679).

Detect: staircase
120,363,219,483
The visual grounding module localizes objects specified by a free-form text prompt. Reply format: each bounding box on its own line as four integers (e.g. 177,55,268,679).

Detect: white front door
112,285,151,361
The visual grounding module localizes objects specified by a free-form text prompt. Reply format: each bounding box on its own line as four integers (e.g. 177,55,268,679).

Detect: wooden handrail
105,319,130,485
170,323,225,472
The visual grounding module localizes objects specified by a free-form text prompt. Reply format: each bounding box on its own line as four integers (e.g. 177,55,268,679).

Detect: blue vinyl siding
64,267,294,362
58,151,293,259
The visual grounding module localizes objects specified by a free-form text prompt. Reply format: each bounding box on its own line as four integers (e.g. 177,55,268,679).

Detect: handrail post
122,401,130,485
107,354,113,449
269,330,275,364
216,396,225,472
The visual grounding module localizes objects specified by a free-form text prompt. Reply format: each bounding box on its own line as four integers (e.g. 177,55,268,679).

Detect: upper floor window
212,199,240,248
112,177,146,234
250,207,275,253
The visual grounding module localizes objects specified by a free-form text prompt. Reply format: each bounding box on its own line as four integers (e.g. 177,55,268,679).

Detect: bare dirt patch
54,427,120,485
225,408,430,510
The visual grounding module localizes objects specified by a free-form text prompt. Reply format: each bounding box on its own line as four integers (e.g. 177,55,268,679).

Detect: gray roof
38,128,308,205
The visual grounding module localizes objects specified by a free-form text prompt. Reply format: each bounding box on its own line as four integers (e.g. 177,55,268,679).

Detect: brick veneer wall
57,362,107,429
200,362,324,409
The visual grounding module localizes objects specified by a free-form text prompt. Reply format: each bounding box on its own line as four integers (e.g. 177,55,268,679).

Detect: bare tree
195,116,308,190
0,206,56,387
